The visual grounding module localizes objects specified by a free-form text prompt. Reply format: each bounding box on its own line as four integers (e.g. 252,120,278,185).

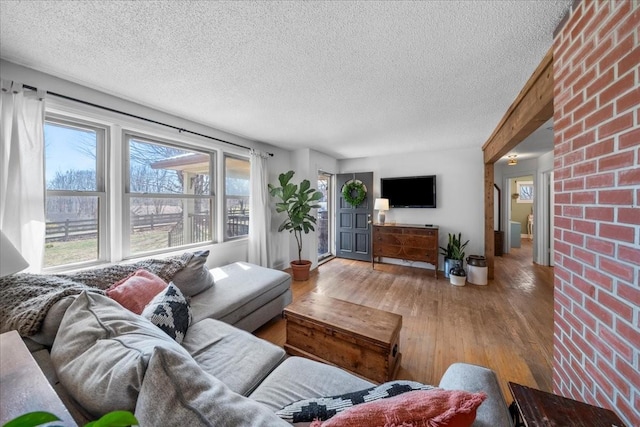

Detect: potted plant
439,232,469,279
268,170,323,281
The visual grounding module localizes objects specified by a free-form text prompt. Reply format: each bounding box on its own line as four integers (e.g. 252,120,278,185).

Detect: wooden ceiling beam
482,47,554,164
482,46,554,279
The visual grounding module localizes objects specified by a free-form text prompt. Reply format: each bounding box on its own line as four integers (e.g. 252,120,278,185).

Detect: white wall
339,147,485,270
1,60,293,269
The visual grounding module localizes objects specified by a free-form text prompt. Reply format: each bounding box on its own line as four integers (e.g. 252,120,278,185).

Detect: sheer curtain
0,80,46,272
248,149,270,267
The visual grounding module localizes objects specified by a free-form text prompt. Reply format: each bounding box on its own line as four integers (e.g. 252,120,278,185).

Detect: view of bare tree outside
126,137,213,255
44,120,104,268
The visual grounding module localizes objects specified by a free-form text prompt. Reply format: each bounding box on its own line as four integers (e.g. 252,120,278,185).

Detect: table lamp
0,230,29,277
374,198,389,225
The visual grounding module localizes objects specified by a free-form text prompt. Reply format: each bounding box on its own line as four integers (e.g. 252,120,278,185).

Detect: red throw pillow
106,269,168,314
309,389,486,427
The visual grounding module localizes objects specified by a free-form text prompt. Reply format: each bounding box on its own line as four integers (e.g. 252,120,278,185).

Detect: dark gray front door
336,172,373,261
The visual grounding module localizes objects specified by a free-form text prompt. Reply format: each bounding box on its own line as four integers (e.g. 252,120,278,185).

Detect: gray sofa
190,260,292,332
18,256,512,426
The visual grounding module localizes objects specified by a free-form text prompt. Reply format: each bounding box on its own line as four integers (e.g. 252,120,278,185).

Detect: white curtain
248,149,270,267
0,80,46,272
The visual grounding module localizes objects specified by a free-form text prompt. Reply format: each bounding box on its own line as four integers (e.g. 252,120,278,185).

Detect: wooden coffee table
283,292,402,384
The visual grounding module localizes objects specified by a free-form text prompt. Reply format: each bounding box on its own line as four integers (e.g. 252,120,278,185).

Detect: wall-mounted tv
381,175,437,208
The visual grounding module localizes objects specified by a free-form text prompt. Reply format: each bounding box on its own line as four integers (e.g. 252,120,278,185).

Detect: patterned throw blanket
0,253,193,337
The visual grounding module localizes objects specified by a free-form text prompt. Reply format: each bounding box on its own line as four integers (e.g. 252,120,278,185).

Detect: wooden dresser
372,224,439,278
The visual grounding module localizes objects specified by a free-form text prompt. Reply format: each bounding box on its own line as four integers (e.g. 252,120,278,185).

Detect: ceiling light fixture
507,155,518,166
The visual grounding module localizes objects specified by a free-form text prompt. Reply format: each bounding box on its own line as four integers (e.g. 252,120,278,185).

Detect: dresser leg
509,401,525,427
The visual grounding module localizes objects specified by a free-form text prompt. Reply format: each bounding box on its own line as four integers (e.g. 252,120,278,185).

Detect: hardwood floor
254,240,554,399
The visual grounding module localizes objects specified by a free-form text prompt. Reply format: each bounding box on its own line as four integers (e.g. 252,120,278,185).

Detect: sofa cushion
189,262,291,325
29,296,75,346
438,363,512,427
308,389,487,427
134,346,290,427
249,356,374,411
171,250,215,297
50,292,191,417
106,269,168,314
276,380,436,423
141,283,192,343
181,318,285,395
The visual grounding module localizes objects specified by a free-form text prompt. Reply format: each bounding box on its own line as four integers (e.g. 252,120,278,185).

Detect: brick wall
553,0,639,424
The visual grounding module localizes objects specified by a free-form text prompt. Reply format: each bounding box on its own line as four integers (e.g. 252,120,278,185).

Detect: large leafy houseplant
268,170,322,280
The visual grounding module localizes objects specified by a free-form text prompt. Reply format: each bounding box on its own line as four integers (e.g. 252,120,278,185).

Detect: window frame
42,97,253,272
223,154,251,241
122,131,217,258
43,115,109,272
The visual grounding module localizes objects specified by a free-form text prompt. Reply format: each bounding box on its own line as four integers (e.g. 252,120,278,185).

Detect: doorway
504,174,535,259
317,172,333,262
541,170,555,266
335,172,373,262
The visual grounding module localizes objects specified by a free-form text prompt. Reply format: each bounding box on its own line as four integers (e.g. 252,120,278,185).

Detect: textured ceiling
0,1,570,159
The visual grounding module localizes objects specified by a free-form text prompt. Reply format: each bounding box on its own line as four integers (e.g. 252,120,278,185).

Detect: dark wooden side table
508,382,626,427
0,330,77,426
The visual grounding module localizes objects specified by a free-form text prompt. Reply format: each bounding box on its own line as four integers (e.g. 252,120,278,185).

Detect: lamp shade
0,230,29,277
374,198,389,211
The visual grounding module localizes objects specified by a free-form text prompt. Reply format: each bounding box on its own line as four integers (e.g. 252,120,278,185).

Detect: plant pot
290,260,312,281
443,258,463,278
450,273,466,286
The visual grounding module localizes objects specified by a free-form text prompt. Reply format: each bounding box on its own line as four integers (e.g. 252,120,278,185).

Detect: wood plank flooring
254,240,554,399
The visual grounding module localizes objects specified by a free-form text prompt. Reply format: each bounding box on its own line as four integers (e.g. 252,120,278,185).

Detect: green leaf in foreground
84,411,138,427
3,412,60,427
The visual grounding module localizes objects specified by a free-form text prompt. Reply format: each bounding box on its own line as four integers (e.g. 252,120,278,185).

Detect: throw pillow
106,269,168,314
134,346,290,426
308,389,487,427
29,295,76,346
141,283,192,343
50,292,190,417
276,380,436,423
171,250,215,297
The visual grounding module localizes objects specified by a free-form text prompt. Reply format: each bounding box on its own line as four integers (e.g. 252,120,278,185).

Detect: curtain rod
22,84,274,157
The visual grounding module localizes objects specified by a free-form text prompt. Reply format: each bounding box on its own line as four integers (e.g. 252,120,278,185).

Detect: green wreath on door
342,180,367,207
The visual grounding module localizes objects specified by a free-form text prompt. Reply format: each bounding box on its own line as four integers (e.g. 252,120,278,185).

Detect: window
517,181,534,204
224,155,250,239
44,118,107,268
317,172,332,260
41,104,246,270
125,134,214,256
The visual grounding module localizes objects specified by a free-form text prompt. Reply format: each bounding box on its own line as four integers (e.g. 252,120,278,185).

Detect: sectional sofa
6,251,513,426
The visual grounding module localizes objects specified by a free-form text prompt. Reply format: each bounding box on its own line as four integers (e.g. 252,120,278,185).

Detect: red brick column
553,1,639,424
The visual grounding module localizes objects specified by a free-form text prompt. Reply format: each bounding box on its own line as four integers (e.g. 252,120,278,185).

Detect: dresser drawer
372,225,439,277
374,244,403,258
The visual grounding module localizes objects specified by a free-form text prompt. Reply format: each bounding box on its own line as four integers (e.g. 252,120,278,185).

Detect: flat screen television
381,175,437,208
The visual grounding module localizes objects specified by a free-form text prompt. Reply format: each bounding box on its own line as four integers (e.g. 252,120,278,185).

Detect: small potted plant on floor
269,170,323,281
439,232,469,279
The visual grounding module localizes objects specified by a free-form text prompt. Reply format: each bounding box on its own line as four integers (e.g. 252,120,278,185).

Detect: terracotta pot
290,260,312,281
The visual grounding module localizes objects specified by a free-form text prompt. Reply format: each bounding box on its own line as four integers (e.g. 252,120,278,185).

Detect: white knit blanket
0,253,192,336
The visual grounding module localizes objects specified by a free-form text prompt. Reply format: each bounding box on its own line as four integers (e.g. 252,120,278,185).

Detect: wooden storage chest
283,292,402,384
